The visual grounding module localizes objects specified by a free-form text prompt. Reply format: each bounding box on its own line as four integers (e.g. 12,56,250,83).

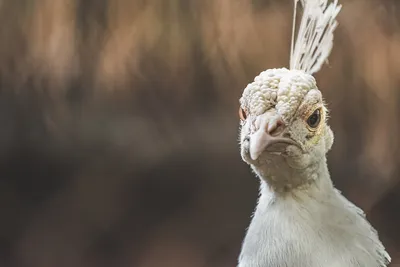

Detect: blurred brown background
0,0,399,266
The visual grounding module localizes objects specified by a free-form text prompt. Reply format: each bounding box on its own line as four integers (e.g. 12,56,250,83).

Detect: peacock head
239,68,334,188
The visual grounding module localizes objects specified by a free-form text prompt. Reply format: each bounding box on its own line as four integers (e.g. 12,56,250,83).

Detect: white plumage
291,0,341,74
237,1,391,266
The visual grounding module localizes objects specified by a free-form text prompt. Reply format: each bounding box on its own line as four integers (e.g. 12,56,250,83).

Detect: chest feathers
238,181,390,267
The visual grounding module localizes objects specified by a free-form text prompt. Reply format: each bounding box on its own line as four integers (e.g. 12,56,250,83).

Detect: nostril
268,120,284,136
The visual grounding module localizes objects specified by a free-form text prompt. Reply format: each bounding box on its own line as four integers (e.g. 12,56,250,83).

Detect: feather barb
290,0,342,75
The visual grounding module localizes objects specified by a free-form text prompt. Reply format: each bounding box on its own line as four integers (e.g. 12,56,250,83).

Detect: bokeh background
0,0,399,266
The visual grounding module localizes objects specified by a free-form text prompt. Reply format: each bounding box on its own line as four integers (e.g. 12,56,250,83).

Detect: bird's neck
258,157,334,200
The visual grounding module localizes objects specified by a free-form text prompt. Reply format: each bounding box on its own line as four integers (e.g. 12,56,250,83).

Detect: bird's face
239,68,334,187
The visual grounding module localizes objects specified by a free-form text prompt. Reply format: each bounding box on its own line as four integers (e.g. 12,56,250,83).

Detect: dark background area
0,0,399,266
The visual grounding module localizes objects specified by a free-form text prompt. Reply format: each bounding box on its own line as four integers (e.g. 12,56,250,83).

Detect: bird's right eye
239,107,247,121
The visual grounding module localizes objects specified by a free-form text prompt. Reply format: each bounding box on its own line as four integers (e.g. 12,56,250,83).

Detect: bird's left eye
307,108,321,129
239,107,247,121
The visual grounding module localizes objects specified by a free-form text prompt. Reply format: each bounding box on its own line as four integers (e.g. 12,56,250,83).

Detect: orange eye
239,107,247,121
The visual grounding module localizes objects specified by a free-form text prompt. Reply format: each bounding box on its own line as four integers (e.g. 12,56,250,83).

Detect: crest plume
290,0,342,74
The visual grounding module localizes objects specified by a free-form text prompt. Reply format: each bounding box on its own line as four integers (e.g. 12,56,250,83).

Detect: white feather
290,0,342,74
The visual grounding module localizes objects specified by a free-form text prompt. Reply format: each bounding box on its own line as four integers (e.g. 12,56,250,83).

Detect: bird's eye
307,108,321,129
239,107,247,121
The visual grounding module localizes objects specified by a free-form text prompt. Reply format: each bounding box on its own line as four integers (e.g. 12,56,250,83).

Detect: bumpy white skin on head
237,68,391,267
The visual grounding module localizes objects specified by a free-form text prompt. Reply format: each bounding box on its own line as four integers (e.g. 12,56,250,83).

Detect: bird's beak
248,116,298,160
